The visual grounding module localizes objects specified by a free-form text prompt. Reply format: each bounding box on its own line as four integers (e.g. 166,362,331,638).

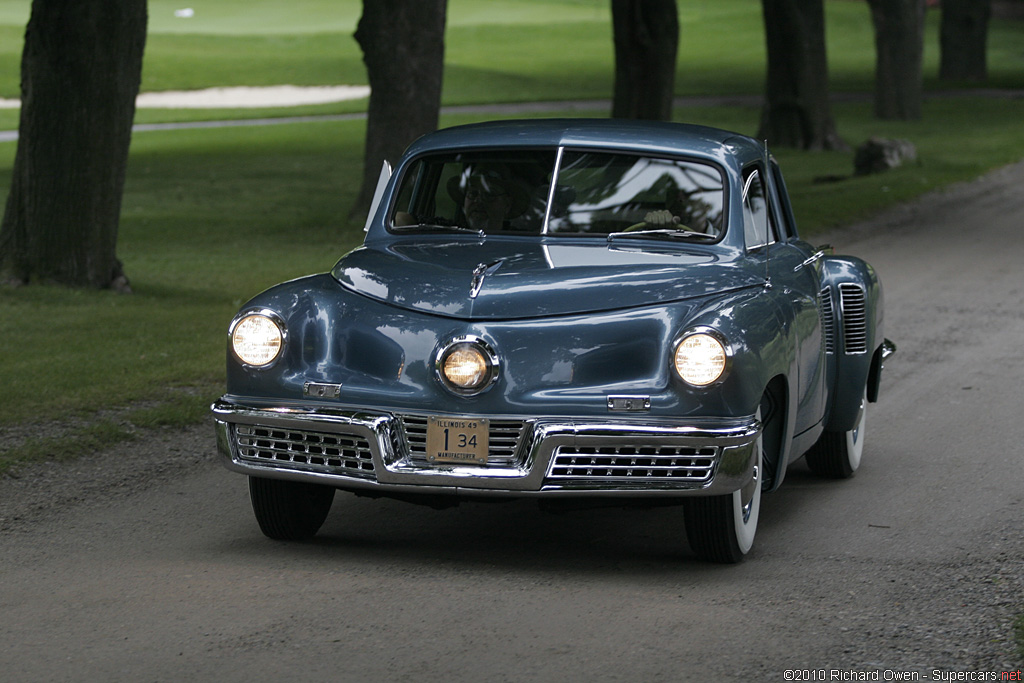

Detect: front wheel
248,476,335,540
805,390,866,479
684,411,763,564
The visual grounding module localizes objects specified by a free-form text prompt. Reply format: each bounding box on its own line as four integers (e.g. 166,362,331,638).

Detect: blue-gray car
212,119,895,563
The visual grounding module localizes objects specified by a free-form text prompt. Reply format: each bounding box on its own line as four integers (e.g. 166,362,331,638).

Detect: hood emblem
469,260,503,299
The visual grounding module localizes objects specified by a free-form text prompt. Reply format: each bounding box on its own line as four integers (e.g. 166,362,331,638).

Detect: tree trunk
350,0,447,222
867,0,926,120
0,0,146,290
940,0,992,81
611,0,679,121
758,0,846,150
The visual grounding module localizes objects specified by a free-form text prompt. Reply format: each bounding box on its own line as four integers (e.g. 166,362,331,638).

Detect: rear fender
820,256,884,432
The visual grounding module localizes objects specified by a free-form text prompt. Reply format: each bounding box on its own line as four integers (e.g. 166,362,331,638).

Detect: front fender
677,284,799,421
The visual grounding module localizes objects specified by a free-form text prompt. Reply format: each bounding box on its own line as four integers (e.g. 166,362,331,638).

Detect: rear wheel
684,410,763,563
806,389,866,479
248,477,335,540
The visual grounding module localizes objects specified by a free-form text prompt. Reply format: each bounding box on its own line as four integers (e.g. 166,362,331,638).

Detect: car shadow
214,459,854,574
225,492,736,574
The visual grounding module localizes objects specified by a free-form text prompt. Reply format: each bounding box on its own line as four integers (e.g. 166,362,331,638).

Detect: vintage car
212,119,894,563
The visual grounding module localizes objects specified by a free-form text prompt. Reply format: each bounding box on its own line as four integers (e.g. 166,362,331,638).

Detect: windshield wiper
606,228,715,243
392,222,485,237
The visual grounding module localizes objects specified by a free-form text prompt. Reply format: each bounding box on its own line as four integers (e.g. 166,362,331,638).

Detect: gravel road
1,162,1022,681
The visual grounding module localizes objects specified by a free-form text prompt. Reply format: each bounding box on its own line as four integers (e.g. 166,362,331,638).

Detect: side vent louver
819,286,836,355
839,283,868,354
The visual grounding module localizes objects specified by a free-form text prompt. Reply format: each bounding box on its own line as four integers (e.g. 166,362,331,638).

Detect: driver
448,165,528,232
641,187,715,232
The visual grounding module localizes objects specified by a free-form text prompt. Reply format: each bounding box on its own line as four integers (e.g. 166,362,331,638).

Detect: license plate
425,416,489,465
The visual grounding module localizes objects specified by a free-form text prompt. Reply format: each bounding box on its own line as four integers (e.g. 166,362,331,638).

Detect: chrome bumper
211,399,761,499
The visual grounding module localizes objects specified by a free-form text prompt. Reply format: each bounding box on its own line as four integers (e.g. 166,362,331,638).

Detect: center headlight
437,336,499,395
673,331,728,386
231,312,284,367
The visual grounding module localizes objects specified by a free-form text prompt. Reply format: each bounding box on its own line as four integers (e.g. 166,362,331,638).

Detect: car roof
402,118,765,169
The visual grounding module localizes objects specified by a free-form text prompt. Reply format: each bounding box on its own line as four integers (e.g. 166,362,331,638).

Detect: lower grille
548,445,716,482
233,424,375,479
399,415,528,467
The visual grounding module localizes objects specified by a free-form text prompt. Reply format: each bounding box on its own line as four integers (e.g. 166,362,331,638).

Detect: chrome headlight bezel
672,327,731,388
435,335,500,396
228,309,287,369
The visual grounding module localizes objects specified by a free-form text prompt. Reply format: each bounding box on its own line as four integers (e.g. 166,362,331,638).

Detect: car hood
332,240,760,320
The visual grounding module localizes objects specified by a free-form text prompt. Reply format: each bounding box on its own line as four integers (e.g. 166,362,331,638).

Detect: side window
742,169,776,250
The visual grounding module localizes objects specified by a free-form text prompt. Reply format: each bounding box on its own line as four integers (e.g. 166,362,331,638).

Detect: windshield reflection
389,148,726,239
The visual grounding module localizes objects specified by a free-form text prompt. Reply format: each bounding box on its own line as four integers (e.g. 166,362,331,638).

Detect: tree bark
0,0,146,290
611,0,679,121
940,0,992,81
867,0,926,120
758,0,846,150
350,0,447,222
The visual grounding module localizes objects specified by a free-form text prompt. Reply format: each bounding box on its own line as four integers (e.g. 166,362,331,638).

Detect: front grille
839,283,868,354
548,445,716,482
400,415,528,466
819,286,836,354
233,424,375,479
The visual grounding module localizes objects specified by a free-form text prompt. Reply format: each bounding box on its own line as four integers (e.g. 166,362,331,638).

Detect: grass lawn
1,0,1023,473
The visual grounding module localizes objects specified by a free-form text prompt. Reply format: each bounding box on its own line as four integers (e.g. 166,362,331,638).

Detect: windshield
389,148,726,239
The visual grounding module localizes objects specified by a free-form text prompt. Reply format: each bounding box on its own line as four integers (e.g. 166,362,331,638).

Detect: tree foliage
0,0,147,290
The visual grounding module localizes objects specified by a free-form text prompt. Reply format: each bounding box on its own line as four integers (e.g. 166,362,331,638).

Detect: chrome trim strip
540,145,565,235
794,248,829,272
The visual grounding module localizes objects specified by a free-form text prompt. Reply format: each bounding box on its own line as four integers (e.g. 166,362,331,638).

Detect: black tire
684,410,763,564
806,390,866,479
248,476,335,540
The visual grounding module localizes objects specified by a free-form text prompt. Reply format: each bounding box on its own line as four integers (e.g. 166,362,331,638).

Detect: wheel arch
759,374,792,492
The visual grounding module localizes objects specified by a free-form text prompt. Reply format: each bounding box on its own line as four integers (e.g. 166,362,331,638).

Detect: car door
742,165,827,436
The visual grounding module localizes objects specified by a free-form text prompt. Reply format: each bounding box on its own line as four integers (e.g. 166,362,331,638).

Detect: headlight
231,312,284,367
437,336,499,395
673,331,728,386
